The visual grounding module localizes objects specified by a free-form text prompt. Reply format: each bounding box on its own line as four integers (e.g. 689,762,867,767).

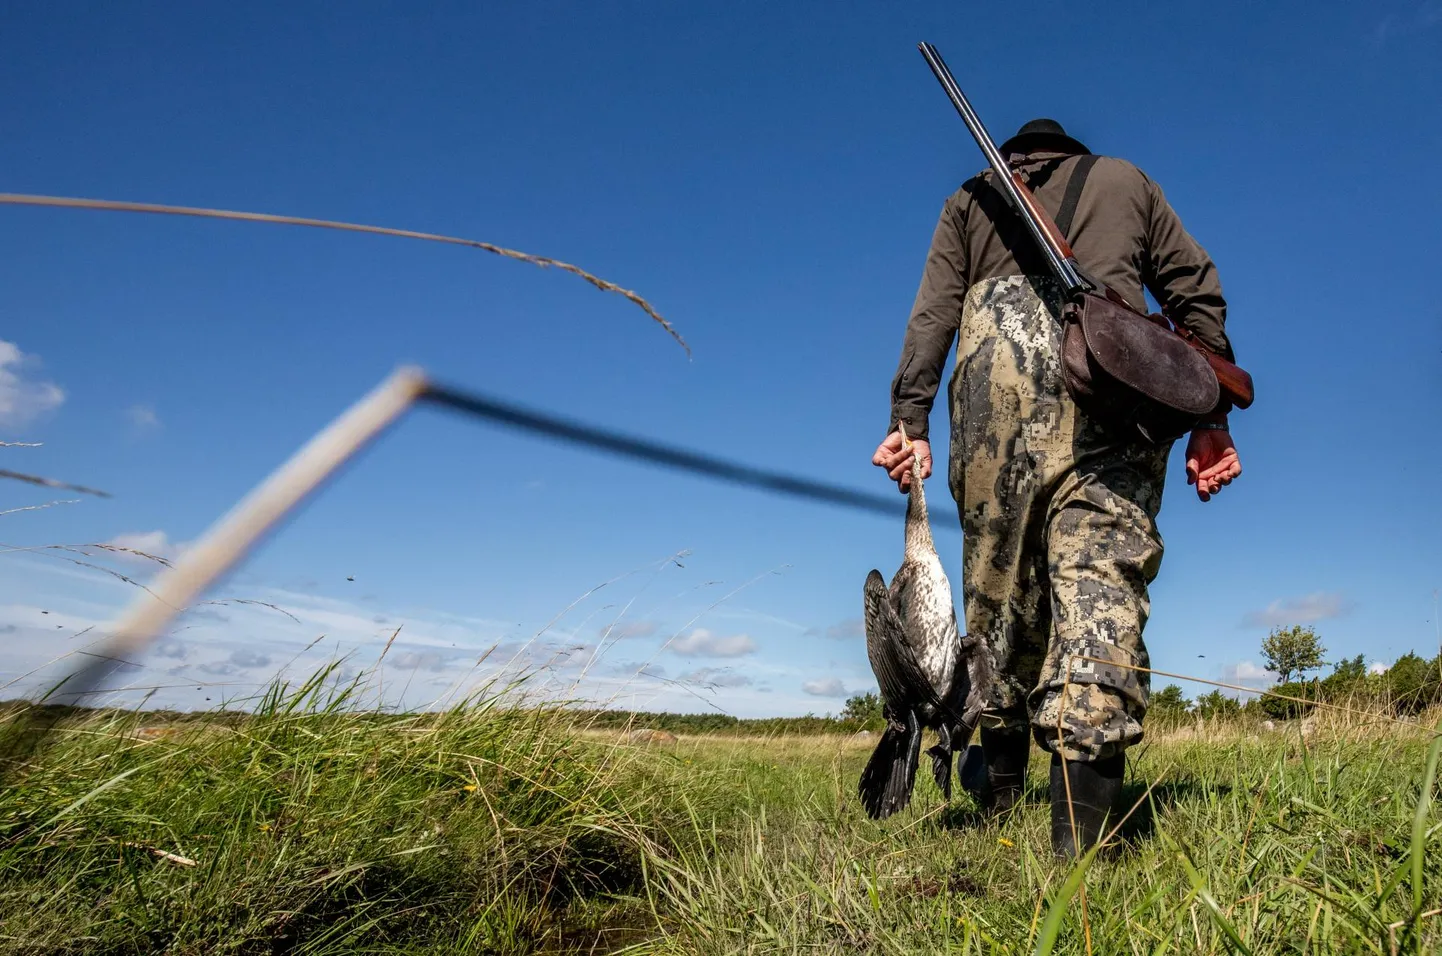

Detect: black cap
997,118,1090,157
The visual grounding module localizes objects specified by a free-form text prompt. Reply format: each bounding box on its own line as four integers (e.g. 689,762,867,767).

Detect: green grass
1,669,1438,954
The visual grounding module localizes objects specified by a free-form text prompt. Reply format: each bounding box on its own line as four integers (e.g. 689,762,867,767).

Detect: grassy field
0,672,1438,954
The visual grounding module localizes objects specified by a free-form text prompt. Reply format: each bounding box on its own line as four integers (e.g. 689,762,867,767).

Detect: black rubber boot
979,726,1031,815
1049,752,1125,859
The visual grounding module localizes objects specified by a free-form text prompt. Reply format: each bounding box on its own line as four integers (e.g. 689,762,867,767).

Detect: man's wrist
1196,403,1231,430
889,407,930,443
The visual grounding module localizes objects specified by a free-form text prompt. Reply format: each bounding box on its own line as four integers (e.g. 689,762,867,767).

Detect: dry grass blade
122,842,197,867
0,540,175,605
88,543,174,568
0,192,689,357
195,599,301,624
0,499,80,517
0,468,112,498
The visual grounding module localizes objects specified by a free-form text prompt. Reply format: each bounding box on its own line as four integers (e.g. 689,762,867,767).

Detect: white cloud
677,666,753,688
107,530,171,553
195,647,275,677
550,643,596,669
389,650,464,673
596,660,669,680
602,620,659,640
802,677,849,697
0,340,65,428
1368,661,1389,675
813,618,864,641
1219,660,1276,690
154,640,187,660
1242,592,1349,629
666,628,756,658
125,404,160,430
230,649,271,668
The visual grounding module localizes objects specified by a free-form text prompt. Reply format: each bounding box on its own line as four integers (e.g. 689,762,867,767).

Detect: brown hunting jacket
888,149,1234,442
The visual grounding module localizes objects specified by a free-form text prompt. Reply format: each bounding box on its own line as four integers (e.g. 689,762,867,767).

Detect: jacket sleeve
1141,176,1235,362
887,197,968,443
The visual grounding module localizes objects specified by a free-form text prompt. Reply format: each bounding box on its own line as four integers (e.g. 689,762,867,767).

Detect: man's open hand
872,430,932,493
1185,427,1242,502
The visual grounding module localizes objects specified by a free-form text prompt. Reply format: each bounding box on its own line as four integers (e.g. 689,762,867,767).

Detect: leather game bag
1060,291,1219,444
1050,155,1221,444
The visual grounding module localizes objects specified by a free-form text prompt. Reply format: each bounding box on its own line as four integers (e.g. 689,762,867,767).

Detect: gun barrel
917,43,1083,293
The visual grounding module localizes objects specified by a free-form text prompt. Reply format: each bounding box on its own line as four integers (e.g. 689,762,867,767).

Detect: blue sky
2,0,1439,716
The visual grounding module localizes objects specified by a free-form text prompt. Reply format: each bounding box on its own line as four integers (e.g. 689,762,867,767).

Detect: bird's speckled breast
893,455,962,705
904,552,959,689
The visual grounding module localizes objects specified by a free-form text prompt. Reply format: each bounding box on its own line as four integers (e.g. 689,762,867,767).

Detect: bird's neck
903,458,935,558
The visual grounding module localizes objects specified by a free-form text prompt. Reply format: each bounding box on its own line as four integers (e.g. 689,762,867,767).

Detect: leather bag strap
1054,154,1100,240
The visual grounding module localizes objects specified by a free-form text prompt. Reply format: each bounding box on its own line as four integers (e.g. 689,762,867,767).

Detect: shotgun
916,42,1254,411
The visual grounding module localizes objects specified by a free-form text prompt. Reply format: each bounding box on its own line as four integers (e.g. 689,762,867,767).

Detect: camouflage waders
948,274,1169,763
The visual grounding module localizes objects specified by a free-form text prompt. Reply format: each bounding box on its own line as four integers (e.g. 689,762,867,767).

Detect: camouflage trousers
947,274,1170,762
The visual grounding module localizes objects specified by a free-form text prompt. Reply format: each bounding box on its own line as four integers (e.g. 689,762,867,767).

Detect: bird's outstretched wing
863,569,915,708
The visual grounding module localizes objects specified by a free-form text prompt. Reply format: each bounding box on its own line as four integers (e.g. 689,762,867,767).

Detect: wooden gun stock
1010,171,1077,260
1198,349,1254,411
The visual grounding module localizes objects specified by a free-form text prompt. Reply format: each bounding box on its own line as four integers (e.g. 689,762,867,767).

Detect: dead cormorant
858,435,990,820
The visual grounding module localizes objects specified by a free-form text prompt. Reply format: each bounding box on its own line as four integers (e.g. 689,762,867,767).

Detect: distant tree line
569,690,896,737
571,708,873,736
1149,625,1442,722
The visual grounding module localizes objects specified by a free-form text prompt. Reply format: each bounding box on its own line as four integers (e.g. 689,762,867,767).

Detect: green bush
1319,653,1367,699
1147,684,1191,728
1259,680,1319,719
1193,689,1242,720
841,691,885,731
1384,652,1442,715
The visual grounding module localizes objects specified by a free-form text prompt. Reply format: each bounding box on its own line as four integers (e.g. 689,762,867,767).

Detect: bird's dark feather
927,723,955,799
858,706,921,819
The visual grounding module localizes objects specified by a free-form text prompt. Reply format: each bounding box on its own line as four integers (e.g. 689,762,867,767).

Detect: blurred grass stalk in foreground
0,656,1437,954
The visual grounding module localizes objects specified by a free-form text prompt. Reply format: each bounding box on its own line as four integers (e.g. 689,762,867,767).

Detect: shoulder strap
1054,154,1100,240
